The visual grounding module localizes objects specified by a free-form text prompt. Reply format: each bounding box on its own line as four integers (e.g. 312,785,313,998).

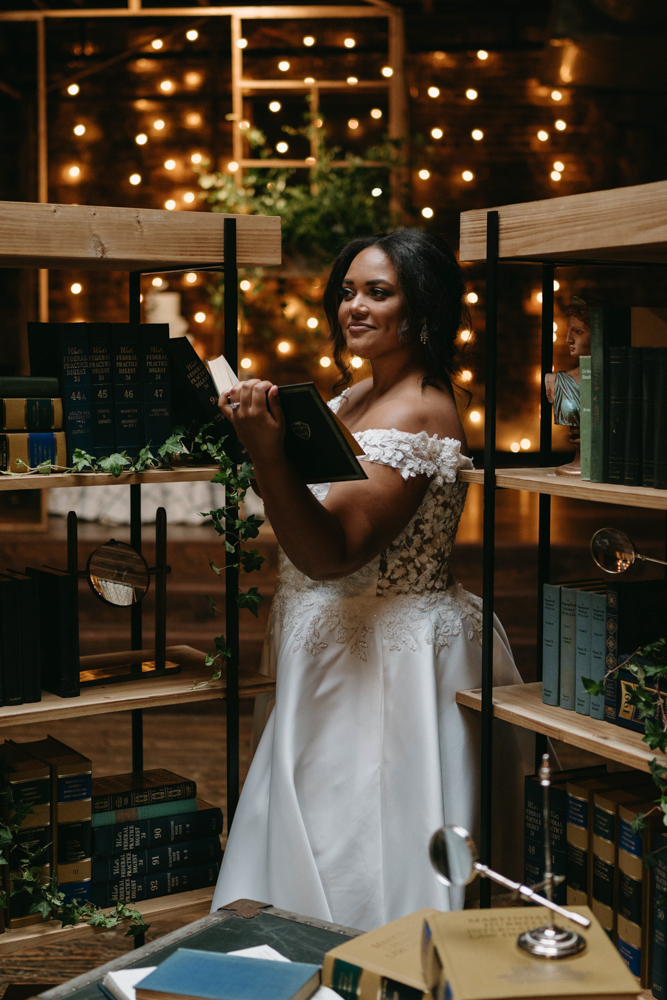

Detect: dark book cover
27,322,94,464
92,799,223,857
0,376,60,398
8,571,42,704
92,834,222,883
2,398,62,432
91,859,220,908
655,349,667,490
25,566,80,699
168,336,227,438
92,768,196,813
642,347,659,488
608,345,629,485
111,324,143,458
604,580,667,724
279,383,367,484
141,324,171,451
0,573,23,706
589,306,632,484
88,322,115,458
652,831,667,999
623,347,642,486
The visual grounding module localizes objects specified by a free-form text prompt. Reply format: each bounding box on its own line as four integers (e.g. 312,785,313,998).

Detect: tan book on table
422,907,640,1000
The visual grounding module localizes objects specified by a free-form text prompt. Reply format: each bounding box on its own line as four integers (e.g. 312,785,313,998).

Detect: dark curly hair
323,229,468,393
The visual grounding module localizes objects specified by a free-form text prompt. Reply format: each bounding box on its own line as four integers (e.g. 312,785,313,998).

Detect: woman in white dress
211,230,525,931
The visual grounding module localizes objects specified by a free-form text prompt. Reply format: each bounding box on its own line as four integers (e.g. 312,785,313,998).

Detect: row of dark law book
541,577,666,724
524,765,667,994
0,738,222,930
580,306,667,488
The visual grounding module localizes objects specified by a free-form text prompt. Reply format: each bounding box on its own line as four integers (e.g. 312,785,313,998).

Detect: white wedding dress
212,395,528,931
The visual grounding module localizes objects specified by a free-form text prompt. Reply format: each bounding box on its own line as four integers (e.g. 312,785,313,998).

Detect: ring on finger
229,401,241,410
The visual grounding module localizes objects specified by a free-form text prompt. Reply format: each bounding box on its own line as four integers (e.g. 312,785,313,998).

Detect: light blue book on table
589,591,607,720
134,948,321,1000
542,583,561,706
575,591,592,716
92,798,198,829
559,587,577,710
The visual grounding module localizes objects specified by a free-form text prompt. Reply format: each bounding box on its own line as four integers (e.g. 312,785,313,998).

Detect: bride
211,229,525,931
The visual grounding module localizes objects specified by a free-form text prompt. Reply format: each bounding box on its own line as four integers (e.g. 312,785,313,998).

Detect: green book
579,355,591,480
0,376,60,399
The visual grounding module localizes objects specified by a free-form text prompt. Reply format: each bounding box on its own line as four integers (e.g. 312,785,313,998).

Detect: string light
372,187,382,197
183,192,195,203
467,292,478,303
461,369,473,381
185,112,201,127
195,311,206,322
164,159,176,170
555,119,566,131
70,283,82,294
152,38,163,50
160,80,174,93
428,86,440,98
431,127,443,139
477,49,489,60
510,442,521,453
69,165,80,177
351,356,363,368
152,277,163,287
228,161,239,171
462,170,474,181
136,133,148,145
67,83,80,96
237,38,248,49
553,160,564,171
553,332,558,342
276,142,288,153
348,118,359,129
278,60,290,71
418,168,430,180
306,156,316,164
551,167,563,179
307,317,318,329
460,329,472,341
469,410,481,423
165,199,176,210
186,272,197,283
185,72,201,87
186,29,198,41
347,76,358,85
73,124,86,136
240,279,251,291
344,37,356,48
129,173,141,185
553,321,558,331
277,341,291,353
371,108,382,119
269,100,281,112
551,90,562,101
537,130,549,141
471,129,483,140
239,120,250,130
241,357,253,369
154,119,165,130
191,152,202,163
520,438,531,450
381,66,393,77
304,77,315,84
465,88,478,99
553,280,560,290
320,357,332,368
422,207,434,219
303,35,315,46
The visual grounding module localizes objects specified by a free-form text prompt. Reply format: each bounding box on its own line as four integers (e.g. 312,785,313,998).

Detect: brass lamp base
517,924,586,959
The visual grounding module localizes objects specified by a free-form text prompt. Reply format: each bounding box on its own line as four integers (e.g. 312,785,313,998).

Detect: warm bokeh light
136,133,148,145
237,38,248,49
371,108,382,119
186,29,198,41
160,80,174,93
67,83,80,95
431,127,443,139
70,283,82,295
553,321,558,331
553,160,564,171
428,86,440,98
278,60,290,71
422,207,434,219
477,49,489,60
461,369,473,381
520,438,531,450
186,273,197,283
551,90,562,101
348,118,359,129
471,129,484,140
240,357,253,369
510,442,521,453
194,311,206,323
307,317,318,329
555,119,567,130
553,280,560,290
469,410,481,423
69,165,80,177
372,187,382,197
73,124,86,136
277,341,291,354
382,66,393,77
276,142,288,153
462,170,474,181
344,37,356,48
347,76,358,85
320,357,332,368
303,36,315,46
183,192,195,203
152,38,163,50
553,332,558,342
460,329,472,342
304,77,315,84
551,171,562,181
152,277,163,287
185,112,201,127
154,119,165,130
228,161,239,171
269,100,281,112
467,292,478,304
240,279,251,291
351,356,364,368
537,130,549,141
164,159,176,170
466,88,478,99
185,72,201,87
239,120,250,130
191,152,202,163
418,168,430,180
129,173,141,185
165,199,176,210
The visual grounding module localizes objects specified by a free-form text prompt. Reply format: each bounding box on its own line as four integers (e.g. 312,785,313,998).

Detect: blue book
575,590,593,716
112,323,143,458
559,587,577,710
589,591,608,720
135,949,321,1000
92,797,198,828
542,583,560,706
88,322,115,458
653,832,667,999
91,834,222,883
141,324,171,451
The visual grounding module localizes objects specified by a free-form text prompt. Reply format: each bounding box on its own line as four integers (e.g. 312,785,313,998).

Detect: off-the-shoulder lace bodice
266,392,479,660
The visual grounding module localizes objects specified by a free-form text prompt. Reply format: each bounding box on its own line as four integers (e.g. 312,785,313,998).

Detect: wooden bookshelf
0,886,215,955
456,682,655,772
0,465,221,493
0,646,275,729
458,467,667,510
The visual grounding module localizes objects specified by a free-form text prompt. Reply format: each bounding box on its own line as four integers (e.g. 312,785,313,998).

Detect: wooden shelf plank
0,646,275,729
0,201,280,271
0,886,215,955
456,682,657,772
0,465,220,493
458,467,667,510
459,180,667,264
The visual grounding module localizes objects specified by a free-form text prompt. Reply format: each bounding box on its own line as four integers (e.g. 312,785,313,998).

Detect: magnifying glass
590,527,667,575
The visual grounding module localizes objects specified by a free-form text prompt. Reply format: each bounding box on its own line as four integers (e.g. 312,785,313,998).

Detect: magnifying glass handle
637,553,667,568
474,863,591,929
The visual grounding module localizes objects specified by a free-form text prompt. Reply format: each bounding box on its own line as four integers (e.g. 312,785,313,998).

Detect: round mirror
429,825,478,887
87,540,150,607
590,527,636,574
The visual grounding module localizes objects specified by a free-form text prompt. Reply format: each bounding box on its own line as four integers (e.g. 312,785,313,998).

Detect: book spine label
590,308,605,483
608,345,629,484
542,583,560,706
91,860,219,908
566,789,590,905
623,347,642,486
92,806,224,856
642,347,658,488
2,399,62,432
141,324,171,451
60,326,94,463
605,587,620,722
91,835,222,882
92,797,198,828
589,592,607,720
559,588,577,710
88,324,115,458
330,959,362,1000
112,325,143,458
58,879,91,903
575,590,592,716
93,779,196,813
579,355,591,480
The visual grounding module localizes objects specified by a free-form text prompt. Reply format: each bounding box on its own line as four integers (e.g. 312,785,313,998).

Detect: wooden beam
459,179,667,264
0,201,281,270
241,79,389,91
0,6,391,20
239,158,383,168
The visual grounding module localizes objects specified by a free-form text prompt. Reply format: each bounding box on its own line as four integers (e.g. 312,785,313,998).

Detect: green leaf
126,920,150,937
97,452,131,478
209,560,223,577
71,448,96,472
631,813,648,835
134,445,157,472
241,548,264,574
30,897,54,920
236,586,265,617
581,677,604,697
238,514,263,540
644,719,667,752
205,595,217,616
214,636,232,659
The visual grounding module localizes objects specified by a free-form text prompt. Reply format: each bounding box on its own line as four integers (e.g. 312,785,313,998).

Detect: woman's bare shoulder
366,383,466,443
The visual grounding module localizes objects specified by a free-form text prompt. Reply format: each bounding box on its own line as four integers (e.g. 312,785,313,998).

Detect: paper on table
102,966,157,1000
229,944,343,999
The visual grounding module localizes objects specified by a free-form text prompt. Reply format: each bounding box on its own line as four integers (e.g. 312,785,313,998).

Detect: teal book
141,324,171,451
559,587,578,710
112,324,143,459
92,797,198,828
579,355,591,480
542,583,561,706
91,835,222,884
589,591,608,721
134,949,321,1000
88,322,115,459
575,590,593,716
92,799,223,857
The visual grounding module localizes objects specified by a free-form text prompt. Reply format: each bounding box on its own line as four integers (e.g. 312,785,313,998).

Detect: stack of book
579,306,667,488
524,766,665,988
0,374,65,472
90,768,222,907
27,322,171,462
541,577,667,721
